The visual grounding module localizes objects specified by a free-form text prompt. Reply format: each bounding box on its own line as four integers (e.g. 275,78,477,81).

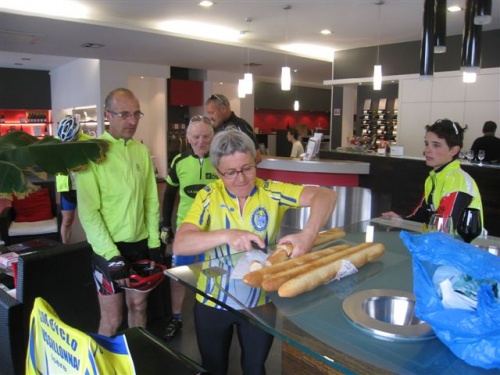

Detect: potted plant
0,131,109,199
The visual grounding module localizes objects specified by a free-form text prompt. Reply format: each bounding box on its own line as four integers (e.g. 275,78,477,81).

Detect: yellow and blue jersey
183,177,304,309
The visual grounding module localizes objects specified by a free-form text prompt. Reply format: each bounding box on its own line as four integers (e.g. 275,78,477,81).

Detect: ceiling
1,0,499,87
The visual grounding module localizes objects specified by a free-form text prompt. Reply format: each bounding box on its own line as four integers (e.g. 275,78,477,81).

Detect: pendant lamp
373,1,384,90
281,5,292,91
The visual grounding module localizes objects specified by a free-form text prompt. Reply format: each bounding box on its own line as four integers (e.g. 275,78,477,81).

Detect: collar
430,159,460,175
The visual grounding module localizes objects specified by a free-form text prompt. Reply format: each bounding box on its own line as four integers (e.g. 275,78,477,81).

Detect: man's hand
160,227,174,245
148,247,164,264
107,255,130,281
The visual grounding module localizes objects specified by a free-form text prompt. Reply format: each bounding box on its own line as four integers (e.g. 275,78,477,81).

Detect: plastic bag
401,231,500,370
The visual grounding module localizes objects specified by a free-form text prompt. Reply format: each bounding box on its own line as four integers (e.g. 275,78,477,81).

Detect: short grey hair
210,129,256,169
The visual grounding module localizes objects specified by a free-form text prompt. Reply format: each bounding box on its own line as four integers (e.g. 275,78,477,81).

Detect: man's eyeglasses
107,110,144,120
217,165,256,179
209,94,223,103
189,115,213,126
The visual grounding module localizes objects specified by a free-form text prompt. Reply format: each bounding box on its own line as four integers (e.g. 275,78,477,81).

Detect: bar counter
257,156,370,187
166,219,497,374
320,149,500,237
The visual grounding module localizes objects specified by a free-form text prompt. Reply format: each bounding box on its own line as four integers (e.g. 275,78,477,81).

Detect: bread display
242,240,385,298
261,242,379,292
278,243,385,297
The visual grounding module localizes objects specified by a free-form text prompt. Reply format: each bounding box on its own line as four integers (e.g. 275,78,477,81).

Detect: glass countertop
166,218,496,375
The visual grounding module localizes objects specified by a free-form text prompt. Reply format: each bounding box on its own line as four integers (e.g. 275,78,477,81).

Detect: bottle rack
357,98,398,146
0,109,52,137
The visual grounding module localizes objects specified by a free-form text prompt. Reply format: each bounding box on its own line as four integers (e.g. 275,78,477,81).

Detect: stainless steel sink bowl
342,289,435,341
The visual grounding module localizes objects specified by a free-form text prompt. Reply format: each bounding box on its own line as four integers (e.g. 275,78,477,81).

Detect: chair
0,180,61,245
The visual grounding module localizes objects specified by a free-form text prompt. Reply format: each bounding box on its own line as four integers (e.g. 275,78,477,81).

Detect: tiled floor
69,212,282,374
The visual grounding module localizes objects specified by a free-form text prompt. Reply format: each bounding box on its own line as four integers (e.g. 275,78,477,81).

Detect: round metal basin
343,289,435,342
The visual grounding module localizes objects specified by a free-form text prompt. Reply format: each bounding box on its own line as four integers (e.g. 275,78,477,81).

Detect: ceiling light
281,5,292,91
281,43,334,62
463,71,477,83
0,0,89,18
294,100,300,111
373,0,384,91
158,20,241,42
238,79,246,98
474,0,492,25
199,1,214,7
320,29,332,35
447,5,462,12
243,17,253,95
434,0,447,53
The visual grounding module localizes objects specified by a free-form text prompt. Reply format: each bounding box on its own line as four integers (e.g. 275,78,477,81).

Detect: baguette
261,242,379,292
243,244,350,287
312,228,347,247
278,243,385,297
265,243,293,266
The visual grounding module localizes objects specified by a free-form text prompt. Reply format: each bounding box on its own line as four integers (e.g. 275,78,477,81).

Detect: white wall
399,68,500,157
50,59,101,132
50,59,170,177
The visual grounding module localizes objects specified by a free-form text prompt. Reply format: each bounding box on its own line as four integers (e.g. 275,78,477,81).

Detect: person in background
160,115,218,340
55,116,93,244
205,93,262,164
75,88,162,336
382,118,483,227
287,127,305,158
470,120,500,163
173,129,337,375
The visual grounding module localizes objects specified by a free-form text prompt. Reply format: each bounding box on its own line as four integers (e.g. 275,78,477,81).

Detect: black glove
107,256,129,281
160,227,174,245
148,247,164,264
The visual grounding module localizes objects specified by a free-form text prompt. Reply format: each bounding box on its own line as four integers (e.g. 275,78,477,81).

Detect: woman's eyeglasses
107,110,144,120
217,165,256,179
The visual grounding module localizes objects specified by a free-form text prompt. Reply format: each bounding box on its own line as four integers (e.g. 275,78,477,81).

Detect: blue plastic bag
401,231,500,370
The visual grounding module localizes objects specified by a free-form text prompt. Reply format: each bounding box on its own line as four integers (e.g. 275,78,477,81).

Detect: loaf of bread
312,227,347,247
265,243,293,266
278,243,385,297
243,244,350,287
261,242,378,292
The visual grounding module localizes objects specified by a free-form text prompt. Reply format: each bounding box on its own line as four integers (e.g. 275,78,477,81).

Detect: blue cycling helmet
57,116,80,141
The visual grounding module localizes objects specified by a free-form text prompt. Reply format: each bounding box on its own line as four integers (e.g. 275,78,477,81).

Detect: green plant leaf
0,131,109,199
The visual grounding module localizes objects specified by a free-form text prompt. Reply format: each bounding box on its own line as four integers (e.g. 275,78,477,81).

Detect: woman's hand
278,228,316,258
224,229,266,251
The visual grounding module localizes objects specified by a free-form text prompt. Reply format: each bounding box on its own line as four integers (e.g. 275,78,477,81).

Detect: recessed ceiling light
199,1,214,7
447,5,462,12
320,29,332,35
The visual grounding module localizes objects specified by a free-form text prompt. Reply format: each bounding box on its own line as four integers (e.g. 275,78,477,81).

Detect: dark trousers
194,301,275,375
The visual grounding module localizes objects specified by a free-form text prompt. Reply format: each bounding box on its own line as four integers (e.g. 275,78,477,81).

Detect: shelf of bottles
359,98,398,146
0,109,52,137
360,99,376,139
